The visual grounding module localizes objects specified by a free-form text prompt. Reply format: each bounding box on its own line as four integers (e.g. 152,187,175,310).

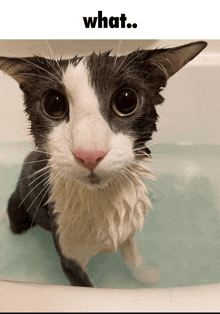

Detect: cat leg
60,254,94,287
56,244,94,287
59,245,98,287
49,225,94,287
7,190,36,234
119,233,160,284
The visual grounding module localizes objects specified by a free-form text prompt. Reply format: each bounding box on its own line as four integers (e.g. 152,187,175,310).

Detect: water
0,142,220,288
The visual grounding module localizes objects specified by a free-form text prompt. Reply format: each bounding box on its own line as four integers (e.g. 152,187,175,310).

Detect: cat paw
0,210,7,222
9,217,36,234
130,263,160,284
127,258,160,284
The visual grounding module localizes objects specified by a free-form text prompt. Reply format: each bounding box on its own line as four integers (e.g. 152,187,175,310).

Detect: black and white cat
0,41,207,287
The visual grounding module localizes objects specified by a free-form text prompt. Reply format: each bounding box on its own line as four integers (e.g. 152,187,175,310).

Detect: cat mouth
82,171,111,189
88,172,101,184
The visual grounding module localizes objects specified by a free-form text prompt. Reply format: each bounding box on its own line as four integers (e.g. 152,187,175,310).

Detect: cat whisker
129,156,152,164
143,176,168,198
127,160,156,179
115,53,130,74
45,58,62,83
133,142,159,152
30,184,51,228
134,153,151,158
2,143,47,155
134,152,151,157
30,166,58,223
22,158,50,165
27,172,60,226
19,172,51,207
17,57,61,85
26,174,52,212
113,40,122,66
28,168,51,186
122,158,169,199
118,48,147,74
150,153,168,157
135,153,168,158
146,142,158,148
133,145,149,152
130,158,175,192
131,159,162,176
13,72,59,85
0,164,50,183
4,144,62,161
18,165,51,182
123,167,143,185
124,69,152,76
147,166,162,175
45,40,63,75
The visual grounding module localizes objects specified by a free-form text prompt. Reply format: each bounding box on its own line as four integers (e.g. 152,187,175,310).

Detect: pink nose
73,148,106,171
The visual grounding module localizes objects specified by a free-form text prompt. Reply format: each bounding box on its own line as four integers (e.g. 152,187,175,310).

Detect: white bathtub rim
1,279,220,312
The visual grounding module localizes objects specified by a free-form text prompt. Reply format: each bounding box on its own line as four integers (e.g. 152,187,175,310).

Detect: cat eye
41,90,69,120
112,88,140,116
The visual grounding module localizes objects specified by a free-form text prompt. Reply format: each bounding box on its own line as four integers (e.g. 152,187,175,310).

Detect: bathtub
1,40,220,311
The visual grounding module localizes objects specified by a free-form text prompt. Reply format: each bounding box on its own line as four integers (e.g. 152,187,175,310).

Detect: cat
0,41,207,287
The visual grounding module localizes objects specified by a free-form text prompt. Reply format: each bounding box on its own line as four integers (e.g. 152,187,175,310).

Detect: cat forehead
62,59,99,111
63,58,90,94
60,51,148,108
61,54,127,111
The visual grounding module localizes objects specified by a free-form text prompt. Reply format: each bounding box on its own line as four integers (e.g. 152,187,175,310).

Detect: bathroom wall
153,40,220,145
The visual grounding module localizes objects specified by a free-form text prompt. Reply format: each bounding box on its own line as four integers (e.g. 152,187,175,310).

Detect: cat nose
73,148,106,171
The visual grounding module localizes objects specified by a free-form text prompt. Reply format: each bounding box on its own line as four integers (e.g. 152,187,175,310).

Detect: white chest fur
48,170,152,267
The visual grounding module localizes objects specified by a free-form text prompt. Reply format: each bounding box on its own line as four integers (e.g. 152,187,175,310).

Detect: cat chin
77,172,113,190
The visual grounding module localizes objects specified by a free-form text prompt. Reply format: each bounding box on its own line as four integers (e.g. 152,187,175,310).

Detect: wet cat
0,41,207,287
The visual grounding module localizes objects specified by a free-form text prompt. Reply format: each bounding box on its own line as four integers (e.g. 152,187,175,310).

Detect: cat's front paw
130,262,160,284
0,210,7,222
127,257,160,284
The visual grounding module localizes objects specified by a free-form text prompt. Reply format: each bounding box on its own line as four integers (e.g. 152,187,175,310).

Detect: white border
1,0,219,39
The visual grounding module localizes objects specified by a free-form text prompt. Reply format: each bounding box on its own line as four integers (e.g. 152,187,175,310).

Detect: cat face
44,53,163,187
0,41,207,188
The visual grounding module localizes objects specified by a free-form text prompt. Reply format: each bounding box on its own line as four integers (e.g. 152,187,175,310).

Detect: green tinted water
0,142,220,288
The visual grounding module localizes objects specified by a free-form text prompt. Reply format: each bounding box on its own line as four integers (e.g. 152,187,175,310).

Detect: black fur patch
86,50,168,154
0,55,80,147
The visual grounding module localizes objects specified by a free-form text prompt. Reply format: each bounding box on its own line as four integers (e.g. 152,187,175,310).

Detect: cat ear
149,41,207,79
0,57,29,84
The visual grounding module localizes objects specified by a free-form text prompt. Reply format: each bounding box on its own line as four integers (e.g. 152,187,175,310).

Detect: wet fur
0,41,207,287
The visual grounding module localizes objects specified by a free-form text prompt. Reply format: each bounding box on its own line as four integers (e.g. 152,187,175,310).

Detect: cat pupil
112,88,140,116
